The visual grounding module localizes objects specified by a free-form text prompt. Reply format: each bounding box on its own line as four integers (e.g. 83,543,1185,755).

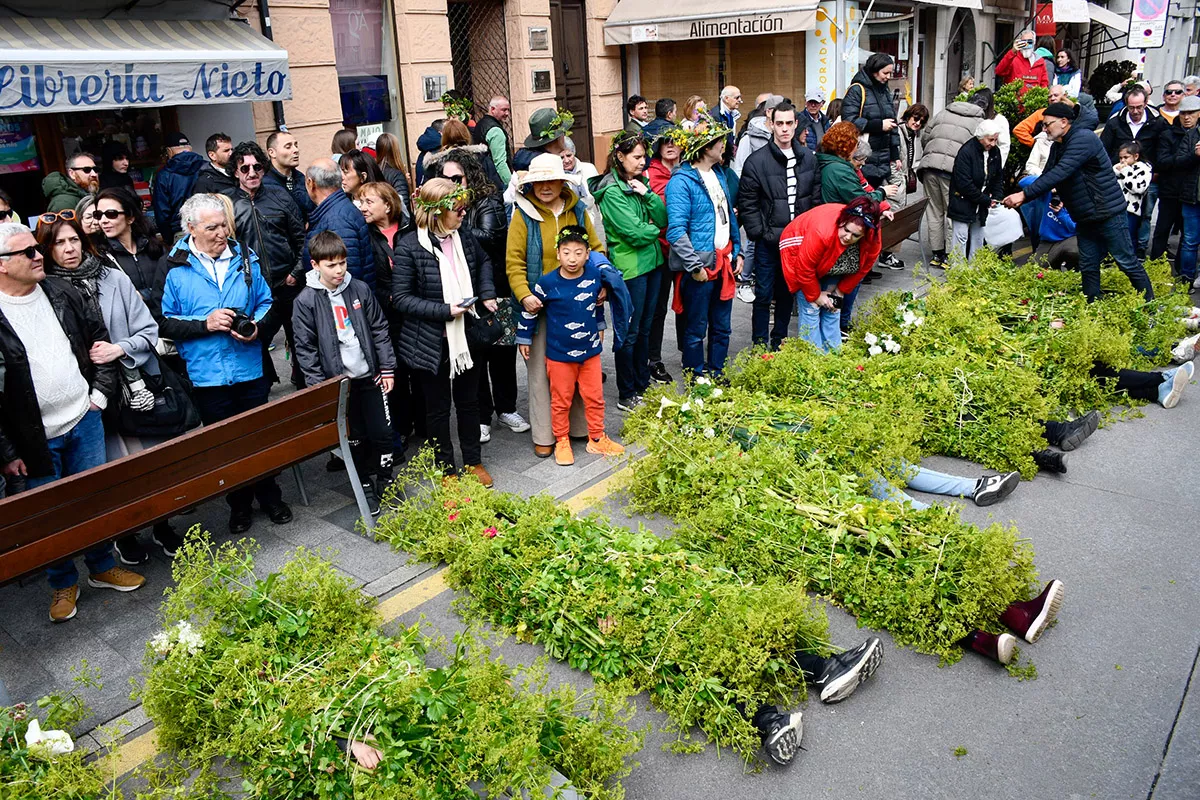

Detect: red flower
483,526,498,538
1036,272,1045,279
448,512,459,522
1019,298,1029,306
462,497,472,503
443,499,457,509
855,365,865,371
761,353,775,360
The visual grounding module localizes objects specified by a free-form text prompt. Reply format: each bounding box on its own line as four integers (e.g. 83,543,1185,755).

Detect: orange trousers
545,355,606,440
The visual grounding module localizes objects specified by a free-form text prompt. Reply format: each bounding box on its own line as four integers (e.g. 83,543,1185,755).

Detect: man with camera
160,194,292,534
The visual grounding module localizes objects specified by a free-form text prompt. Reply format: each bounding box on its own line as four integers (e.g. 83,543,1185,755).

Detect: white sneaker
1182,317,1200,331
479,424,491,443
736,283,756,304
497,412,531,433
1172,333,1200,364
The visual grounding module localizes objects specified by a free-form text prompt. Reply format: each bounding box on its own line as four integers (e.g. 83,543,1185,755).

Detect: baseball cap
805,90,825,104
164,131,190,148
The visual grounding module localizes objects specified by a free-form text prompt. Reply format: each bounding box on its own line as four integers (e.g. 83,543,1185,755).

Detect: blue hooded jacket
153,150,207,238
415,125,444,184
304,189,375,293
664,162,740,273
160,238,274,388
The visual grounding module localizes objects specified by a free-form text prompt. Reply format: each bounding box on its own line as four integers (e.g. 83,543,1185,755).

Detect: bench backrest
881,197,927,252
0,379,343,585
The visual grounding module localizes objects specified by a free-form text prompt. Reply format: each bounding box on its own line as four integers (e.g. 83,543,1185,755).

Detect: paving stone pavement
3,234,1197,799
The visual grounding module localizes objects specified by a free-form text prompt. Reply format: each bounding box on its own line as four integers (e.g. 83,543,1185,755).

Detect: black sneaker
1033,449,1068,473
150,524,185,557
880,252,905,270
1055,410,1100,452
650,362,673,384
115,534,151,565
972,472,1020,507
928,251,948,269
229,508,253,535
616,396,642,412
758,708,804,765
263,502,293,525
360,483,381,516
813,637,883,704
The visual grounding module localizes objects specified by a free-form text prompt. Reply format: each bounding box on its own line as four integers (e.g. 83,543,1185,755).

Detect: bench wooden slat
880,198,927,252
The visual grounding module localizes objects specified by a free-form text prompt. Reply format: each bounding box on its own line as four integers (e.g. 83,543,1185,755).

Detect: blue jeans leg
868,476,930,510
615,271,649,401
32,411,116,589
680,275,714,374
840,284,860,332
751,243,775,346
1138,182,1158,256
1077,214,1154,301
904,465,978,498
1178,203,1200,282
707,292,733,374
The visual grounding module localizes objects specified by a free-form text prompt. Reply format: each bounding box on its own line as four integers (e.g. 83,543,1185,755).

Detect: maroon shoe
962,630,1017,665
1001,580,1064,643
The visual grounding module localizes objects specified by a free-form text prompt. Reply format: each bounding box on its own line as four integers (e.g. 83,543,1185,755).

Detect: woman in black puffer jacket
843,52,903,268
392,178,496,485
428,149,528,444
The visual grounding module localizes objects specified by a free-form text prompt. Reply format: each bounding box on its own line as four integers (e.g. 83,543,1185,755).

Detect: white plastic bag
24,718,75,759
983,206,1024,248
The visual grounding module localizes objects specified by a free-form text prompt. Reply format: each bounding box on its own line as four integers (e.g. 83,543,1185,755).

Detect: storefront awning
604,0,819,46
1085,3,1128,34
0,18,291,114
912,0,982,10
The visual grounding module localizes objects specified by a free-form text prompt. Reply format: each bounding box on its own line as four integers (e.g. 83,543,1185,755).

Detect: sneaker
465,464,494,488
880,252,905,270
50,585,79,623
1056,410,1100,452
962,630,1017,665
114,534,151,566
586,435,626,457
812,637,883,704
616,396,642,412
1172,333,1200,364
1033,449,1068,474
928,251,948,269
263,502,293,525
360,482,381,516
555,437,574,466
230,508,253,534
87,567,145,593
1001,579,1065,643
736,283,756,304
972,471,1020,507
1158,366,1189,408
151,524,184,558
650,362,673,384
497,412,531,433
1182,361,1196,381
480,424,492,444
759,709,804,766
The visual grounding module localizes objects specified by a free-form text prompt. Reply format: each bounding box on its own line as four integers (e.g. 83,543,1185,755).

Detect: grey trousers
922,172,952,252
526,320,588,447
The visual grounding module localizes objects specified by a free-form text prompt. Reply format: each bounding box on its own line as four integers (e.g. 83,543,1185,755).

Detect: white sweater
0,285,92,438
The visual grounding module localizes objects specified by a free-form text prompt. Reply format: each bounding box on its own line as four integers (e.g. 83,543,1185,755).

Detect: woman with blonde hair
681,95,708,128
391,178,498,485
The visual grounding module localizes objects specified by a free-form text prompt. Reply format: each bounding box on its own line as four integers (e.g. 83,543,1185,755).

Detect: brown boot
87,567,145,592
50,585,80,623
465,464,494,488
534,444,554,458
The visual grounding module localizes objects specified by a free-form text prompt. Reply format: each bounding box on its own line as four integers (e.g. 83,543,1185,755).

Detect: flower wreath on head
441,92,474,122
681,119,731,161
539,108,575,141
653,125,691,151
414,185,472,216
555,228,589,247
608,129,646,154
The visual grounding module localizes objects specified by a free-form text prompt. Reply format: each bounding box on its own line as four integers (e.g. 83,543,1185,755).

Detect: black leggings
416,341,483,473
348,378,394,482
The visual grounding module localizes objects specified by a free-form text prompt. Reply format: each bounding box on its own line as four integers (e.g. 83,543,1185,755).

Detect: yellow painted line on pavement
563,467,627,514
377,568,450,623
110,729,157,779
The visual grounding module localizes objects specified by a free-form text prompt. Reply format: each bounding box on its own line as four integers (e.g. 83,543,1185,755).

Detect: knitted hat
524,108,574,148
1042,102,1080,120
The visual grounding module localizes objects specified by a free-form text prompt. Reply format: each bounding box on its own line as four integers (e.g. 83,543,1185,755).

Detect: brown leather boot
465,464,494,488
534,444,554,458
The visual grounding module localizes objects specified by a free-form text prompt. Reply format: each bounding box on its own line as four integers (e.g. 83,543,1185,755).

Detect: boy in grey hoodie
292,231,396,513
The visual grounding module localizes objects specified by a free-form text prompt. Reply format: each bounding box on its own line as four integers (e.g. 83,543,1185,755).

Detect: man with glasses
42,153,99,213
304,158,374,293
0,189,14,223
0,222,145,622
1004,103,1154,302
152,132,206,241
1159,81,1186,123
227,141,306,387
1100,86,1168,257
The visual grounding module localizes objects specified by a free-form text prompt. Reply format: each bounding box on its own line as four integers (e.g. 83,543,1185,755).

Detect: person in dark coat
414,120,445,185
1004,103,1154,301
1100,86,1169,256
98,141,138,199
736,101,822,350
843,54,901,191
1150,97,1200,280
948,119,1005,260
304,159,375,294
474,96,515,185
265,130,316,222
373,132,414,220
391,178,497,486
191,133,237,197
152,132,206,240
512,107,574,172
642,98,677,141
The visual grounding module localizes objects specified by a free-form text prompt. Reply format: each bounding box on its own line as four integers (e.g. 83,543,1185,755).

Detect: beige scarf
417,226,475,378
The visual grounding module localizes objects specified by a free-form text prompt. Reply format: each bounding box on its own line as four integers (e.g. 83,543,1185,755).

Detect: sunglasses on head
70,165,97,174
238,163,264,174
91,209,125,220
0,244,40,260
38,209,77,226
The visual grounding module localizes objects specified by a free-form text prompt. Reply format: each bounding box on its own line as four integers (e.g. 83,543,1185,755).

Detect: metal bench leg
291,464,310,507
337,379,376,538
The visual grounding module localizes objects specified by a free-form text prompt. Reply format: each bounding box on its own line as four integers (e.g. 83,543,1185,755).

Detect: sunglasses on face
0,209,12,220
38,209,76,225
238,163,264,174
70,165,98,174
0,245,40,260
1165,89,1184,95
92,209,125,220
445,173,466,184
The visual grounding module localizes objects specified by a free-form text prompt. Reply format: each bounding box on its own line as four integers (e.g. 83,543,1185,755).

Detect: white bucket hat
515,153,580,188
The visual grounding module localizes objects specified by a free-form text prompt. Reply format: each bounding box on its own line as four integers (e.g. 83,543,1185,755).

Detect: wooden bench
0,378,376,586
881,197,927,252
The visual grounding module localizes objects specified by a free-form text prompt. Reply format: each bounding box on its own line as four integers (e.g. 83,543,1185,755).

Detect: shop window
331,0,393,125
60,108,167,210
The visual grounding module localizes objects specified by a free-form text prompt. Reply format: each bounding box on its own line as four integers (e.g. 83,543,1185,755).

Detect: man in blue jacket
1004,102,1154,302
152,132,206,241
160,194,292,535
303,159,374,294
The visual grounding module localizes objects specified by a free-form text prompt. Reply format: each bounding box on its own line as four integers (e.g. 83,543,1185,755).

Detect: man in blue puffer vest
303,159,375,294
160,194,292,536
152,132,207,240
1004,102,1154,302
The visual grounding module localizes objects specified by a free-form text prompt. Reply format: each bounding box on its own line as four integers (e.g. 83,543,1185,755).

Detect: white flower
864,332,879,346
24,719,74,760
868,345,883,357
882,336,901,354
681,402,692,413
703,428,716,438
695,376,711,385
711,388,724,398
692,397,704,408
175,621,205,655
150,631,172,656
656,396,679,418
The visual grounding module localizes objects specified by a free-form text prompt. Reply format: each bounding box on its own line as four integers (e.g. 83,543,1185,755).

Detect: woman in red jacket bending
779,197,883,352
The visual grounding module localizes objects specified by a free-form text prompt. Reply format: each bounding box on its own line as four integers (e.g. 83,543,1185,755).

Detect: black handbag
465,308,504,347
114,356,201,438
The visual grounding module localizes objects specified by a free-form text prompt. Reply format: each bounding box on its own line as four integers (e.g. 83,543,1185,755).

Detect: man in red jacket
995,29,1049,90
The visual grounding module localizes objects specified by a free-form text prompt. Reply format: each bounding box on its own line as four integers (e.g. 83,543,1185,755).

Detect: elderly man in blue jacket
1004,102,1154,302
161,193,292,536
303,159,375,294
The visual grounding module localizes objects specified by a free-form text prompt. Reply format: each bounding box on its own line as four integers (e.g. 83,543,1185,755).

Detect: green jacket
816,153,886,205
41,172,88,213
590,171,667,280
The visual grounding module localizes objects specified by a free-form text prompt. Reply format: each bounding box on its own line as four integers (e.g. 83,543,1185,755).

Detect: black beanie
1042,102,1079,121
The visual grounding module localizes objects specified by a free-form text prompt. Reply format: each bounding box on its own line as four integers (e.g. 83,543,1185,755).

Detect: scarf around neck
417,226,475,378
45,253,108,319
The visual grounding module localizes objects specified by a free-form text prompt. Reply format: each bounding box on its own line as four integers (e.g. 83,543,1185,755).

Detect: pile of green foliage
139,533,641,799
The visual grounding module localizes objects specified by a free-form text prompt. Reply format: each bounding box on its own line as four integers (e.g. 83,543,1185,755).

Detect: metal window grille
448,0,512,133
